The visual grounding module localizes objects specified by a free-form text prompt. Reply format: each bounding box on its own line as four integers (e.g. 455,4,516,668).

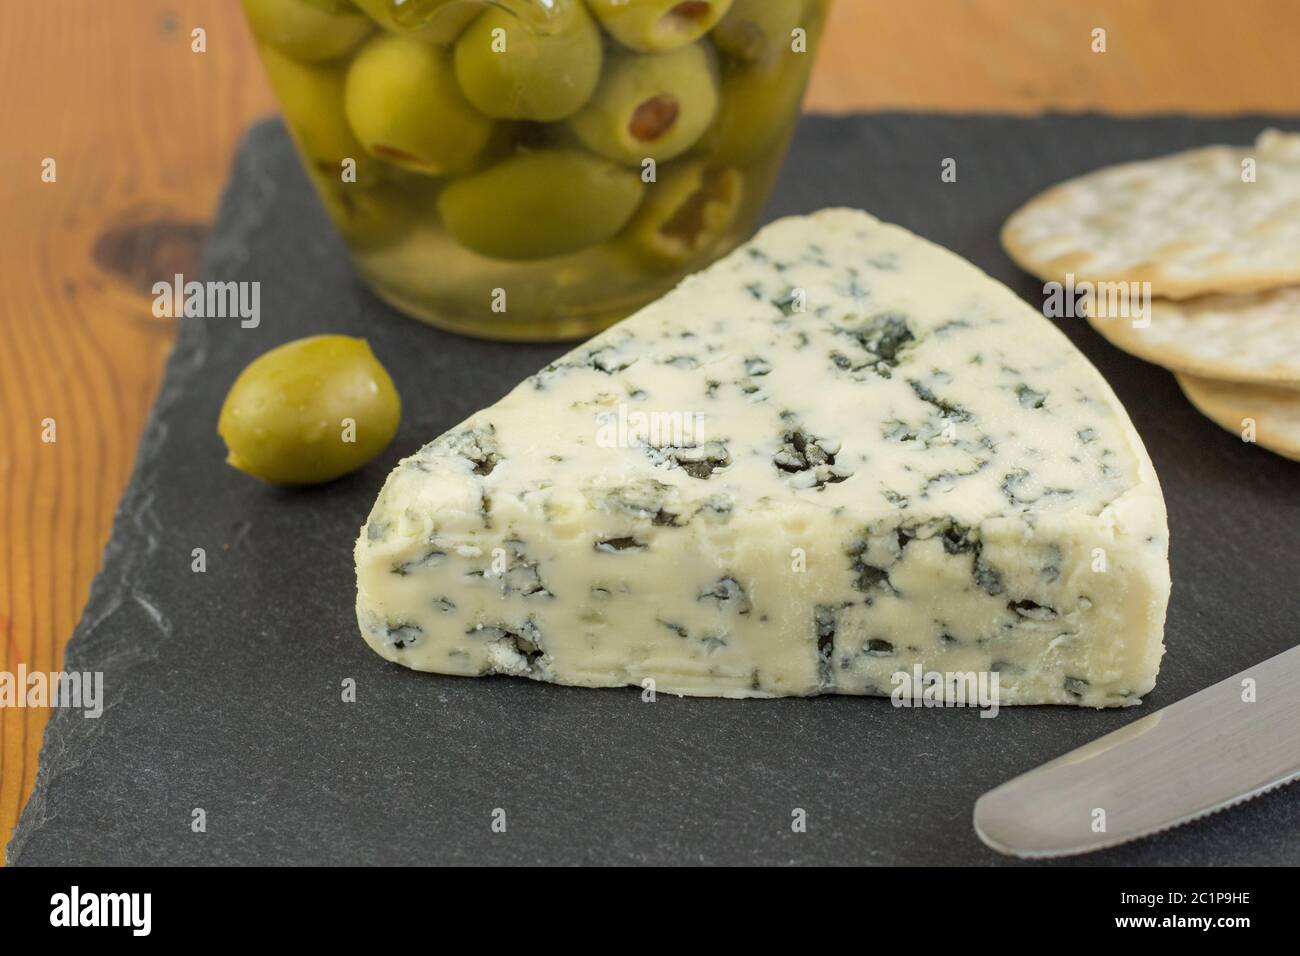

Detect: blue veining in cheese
355,209,1170,706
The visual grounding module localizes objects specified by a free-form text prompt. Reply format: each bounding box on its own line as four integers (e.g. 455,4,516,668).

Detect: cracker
1086,285,1300,387
1002,129,1300,298
1176,372,1300,462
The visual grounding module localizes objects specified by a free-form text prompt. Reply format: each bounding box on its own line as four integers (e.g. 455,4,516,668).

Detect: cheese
355,209,1170,706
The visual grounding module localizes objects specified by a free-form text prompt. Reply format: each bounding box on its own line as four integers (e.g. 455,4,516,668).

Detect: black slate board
10,114,1300,866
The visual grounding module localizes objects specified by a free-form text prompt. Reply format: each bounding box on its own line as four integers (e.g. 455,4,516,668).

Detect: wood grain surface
2,0,1298,861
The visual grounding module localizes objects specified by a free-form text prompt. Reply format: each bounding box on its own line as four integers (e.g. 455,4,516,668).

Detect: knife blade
974,644,1300,858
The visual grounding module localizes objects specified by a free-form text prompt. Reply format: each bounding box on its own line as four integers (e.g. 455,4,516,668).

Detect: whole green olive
587,0,734,53
218,335,401,485
567,42,719,167
242,0,374,63
345,33,495,175
437,148,645,259
453,3,602,121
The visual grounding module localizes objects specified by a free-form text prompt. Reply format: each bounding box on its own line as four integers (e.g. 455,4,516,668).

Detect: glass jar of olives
245,0,829,341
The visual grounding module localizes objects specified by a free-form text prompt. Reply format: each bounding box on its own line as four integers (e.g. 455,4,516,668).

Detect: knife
974,644,1300,858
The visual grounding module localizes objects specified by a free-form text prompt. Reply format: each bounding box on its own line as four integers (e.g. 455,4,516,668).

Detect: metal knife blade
974,644,1300,858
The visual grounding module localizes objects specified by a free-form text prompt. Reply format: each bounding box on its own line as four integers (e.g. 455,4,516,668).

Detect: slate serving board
10,114,1300,866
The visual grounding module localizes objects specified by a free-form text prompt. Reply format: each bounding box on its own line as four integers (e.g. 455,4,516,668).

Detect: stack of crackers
1001,129,1300,462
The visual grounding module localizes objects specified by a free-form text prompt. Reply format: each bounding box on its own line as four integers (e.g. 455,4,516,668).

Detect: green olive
586,0,734,53
453,4,602,121
567,43,719,167
352,0,480,43
710,0,806,62
259,44,381,184
344,33,494,175
242,0,373,63
437,148,645,259
614,161,743,271
219,335,401,485
702,44,813,165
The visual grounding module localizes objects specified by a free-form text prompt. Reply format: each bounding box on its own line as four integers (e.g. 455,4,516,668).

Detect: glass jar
245,0,830,341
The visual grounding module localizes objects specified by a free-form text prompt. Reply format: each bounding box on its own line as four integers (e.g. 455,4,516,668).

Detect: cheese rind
356,209,1170,706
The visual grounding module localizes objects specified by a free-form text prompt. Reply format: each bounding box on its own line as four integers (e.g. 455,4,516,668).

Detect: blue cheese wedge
355,209,1170,706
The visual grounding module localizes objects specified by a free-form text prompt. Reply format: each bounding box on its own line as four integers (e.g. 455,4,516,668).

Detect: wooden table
3,0,1298,860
